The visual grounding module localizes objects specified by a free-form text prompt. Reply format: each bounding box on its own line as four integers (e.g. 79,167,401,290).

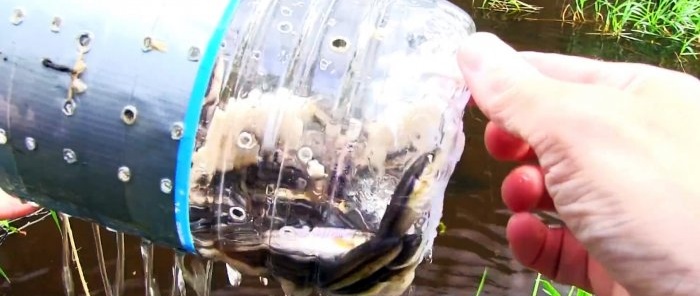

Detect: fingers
457,32,584,146
519,51,700,93
506,213,592,291
501,165,555,212
484,121,534,162
518,51,650,89
0,192,38,220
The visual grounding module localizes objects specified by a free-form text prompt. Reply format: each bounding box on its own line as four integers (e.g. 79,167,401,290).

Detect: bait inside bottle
186,0,476,295
190,0,475,295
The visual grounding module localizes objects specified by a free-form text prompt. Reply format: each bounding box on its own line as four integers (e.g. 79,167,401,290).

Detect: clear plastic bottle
0,0,475,295
188,0,476,295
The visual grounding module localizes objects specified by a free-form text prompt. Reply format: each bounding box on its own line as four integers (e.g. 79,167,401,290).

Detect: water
1,1,699,295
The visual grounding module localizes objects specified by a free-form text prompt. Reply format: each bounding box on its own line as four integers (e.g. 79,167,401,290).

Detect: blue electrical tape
174,0,241,253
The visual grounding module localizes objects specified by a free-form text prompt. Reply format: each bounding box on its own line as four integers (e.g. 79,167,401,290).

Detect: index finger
0,189,38,220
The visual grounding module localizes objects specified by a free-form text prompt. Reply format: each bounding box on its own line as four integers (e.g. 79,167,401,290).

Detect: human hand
457,32,700,296
0,189,37,220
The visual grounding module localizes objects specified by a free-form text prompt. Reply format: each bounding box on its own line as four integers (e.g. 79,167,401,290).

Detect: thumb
457,33,591,145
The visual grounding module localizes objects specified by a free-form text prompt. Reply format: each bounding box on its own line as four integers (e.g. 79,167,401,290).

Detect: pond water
1,1,698,295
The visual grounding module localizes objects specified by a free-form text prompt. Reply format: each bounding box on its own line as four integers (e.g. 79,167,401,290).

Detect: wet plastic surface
187,1,476,295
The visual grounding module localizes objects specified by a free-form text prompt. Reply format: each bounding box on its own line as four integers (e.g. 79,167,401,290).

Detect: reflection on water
1,1,698,296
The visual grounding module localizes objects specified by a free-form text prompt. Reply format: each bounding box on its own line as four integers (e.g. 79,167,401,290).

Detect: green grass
478,0,543,13
475,268,594,296
0,219,18,283
0,210,62,284
477,0,700,57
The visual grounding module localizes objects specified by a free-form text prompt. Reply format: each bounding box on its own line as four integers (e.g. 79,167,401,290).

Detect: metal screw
63,100,76,116
187,46,201,61
117,166,131,182
160,178,172,194
25,137,36,151
63,148,77,164
170,122,184,140
0,129,7,145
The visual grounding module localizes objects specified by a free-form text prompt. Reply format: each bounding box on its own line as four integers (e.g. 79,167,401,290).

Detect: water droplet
327,18,337,27
170,122,184,140
63,148,77,164
187,46,201,61
237,132,256,149
0,129,7,144
117,166,131,182
9,8,24,25
225,264,242,287
25,137,36,151
160,178,172,194
424,248,434,264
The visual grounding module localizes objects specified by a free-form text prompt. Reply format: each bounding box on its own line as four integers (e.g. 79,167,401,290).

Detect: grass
478,0,700,57
475,268,594,296
0,210,61,284
476,0,543,13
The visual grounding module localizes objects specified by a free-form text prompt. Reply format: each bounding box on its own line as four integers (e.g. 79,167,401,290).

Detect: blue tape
174,0,240,253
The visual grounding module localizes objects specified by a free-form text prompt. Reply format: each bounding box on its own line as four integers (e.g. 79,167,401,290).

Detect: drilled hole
77,32,94,52
50,16,62,32
277,21,292,33
121,105,137,125
142,36,153,51
229,207,247,222
10,8,24,25
331,37,349,52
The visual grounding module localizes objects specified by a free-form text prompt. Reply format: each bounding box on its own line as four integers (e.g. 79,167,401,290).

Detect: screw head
63,100,76,116
117,166,131,182
63,148,77,164
0,129,7,145
170,122,184,140
160,178,173,194
25,137,36,151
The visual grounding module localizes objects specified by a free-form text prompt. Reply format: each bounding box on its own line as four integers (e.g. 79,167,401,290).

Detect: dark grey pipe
0,0,238,251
